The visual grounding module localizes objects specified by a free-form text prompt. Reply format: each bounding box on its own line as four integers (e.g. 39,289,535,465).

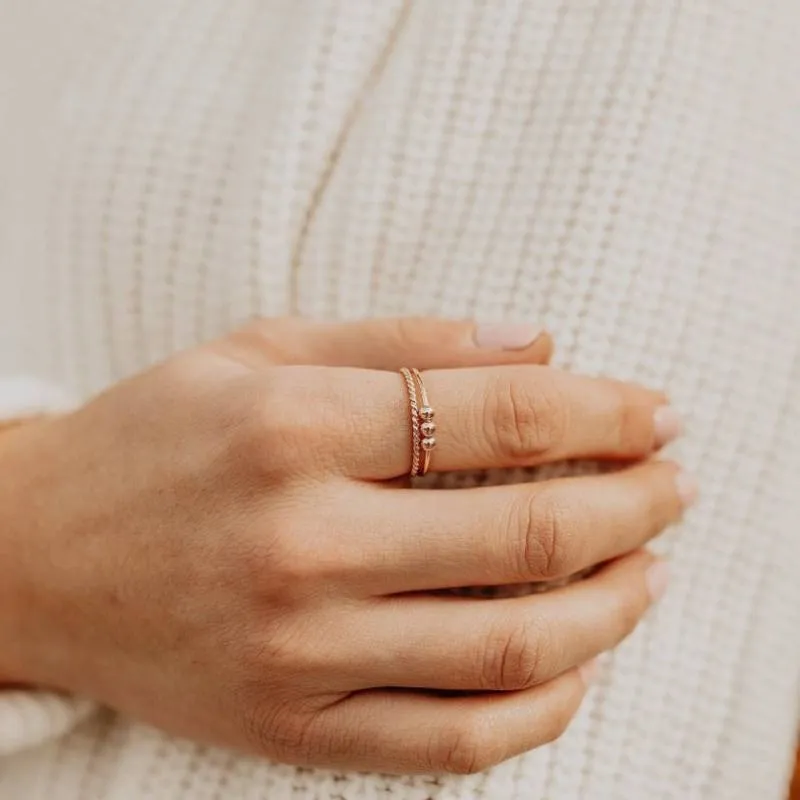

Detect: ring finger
327,365,681,479
345,550,664,692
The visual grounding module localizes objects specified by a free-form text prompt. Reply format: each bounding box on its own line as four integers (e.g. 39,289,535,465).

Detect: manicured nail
645,561,670,603
579,658,600,686
675,471,699,508
473,323,543,351
653,406,684,447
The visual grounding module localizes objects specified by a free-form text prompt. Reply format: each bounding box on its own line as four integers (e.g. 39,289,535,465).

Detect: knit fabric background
1,1,799,798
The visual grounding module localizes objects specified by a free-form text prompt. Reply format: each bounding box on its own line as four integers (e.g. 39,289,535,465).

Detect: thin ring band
411,368,437,476
399,368,422,477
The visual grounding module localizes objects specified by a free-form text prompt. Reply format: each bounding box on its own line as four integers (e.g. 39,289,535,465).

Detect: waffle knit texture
1,1,799,798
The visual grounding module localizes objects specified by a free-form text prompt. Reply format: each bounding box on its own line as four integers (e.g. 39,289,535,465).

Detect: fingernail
645,561,670,603
579,658,600,686
675,470,699,508
653,406,684,447
473,323,543,351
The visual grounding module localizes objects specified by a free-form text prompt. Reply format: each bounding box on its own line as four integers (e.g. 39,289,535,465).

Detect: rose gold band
399,368,422,477
400,367,437,478
411,368,436,476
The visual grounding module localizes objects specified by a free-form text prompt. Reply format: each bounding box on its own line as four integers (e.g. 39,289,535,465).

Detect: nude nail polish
675,471,699,508
473,323,543,350
579,658,600,686
645,561,670,603
653,406,684,447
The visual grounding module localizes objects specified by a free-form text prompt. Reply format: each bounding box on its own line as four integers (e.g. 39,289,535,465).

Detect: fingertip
472,322,543,350
533,330,555,364
653,405,685,448
595,547,655,577
645,560,671,603
641,457,697,519
372,318,556,370
578,658,600,687
674,470,699,509
471,323,553,362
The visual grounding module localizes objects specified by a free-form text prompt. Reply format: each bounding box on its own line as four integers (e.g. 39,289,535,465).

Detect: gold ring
400,368,437,477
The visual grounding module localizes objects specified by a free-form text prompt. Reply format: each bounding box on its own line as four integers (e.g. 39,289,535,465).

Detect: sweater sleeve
0,376,98,755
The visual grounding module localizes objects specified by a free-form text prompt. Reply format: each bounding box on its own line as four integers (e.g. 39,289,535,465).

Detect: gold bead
419,406,434,421
420,421,436,437
421,436,437,451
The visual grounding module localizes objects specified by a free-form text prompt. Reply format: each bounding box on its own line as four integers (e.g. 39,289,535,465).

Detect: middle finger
354,459,691,595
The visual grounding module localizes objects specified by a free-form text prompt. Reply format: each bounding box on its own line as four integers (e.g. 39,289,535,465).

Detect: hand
0,317,691,774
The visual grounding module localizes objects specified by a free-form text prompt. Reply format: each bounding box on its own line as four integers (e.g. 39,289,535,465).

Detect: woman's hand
0,317,691,775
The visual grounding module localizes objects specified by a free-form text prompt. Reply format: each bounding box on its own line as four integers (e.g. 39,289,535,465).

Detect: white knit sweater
1,1,799,798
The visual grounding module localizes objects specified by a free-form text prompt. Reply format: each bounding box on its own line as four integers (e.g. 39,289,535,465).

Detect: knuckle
237,611,311,679
226,511,326,609
240,627,290,675
236,371,333,476
245,515,339,602
235,381,300,473
263,543,313,599
480,619,546,691
511,489,575,579
488,375,567,463
242,704,276,754
431,718,499,775
235,517,294,586
242,701,297,757
245,703,323,765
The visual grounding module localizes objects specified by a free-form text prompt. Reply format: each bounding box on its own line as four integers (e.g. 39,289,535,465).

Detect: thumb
225,316,553,370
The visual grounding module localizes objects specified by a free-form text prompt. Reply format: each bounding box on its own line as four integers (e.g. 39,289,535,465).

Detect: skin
0,317,691,775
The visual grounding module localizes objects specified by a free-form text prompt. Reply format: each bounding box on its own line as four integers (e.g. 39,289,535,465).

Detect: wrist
0,417,64,686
